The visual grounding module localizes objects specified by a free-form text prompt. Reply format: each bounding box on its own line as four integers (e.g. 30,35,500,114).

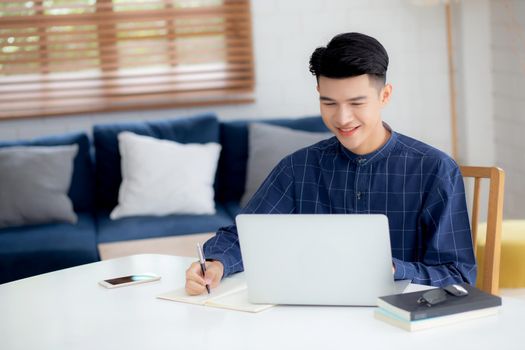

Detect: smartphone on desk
99,273,161,289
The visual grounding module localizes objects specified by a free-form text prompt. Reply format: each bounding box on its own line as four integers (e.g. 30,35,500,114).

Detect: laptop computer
236,214,410,306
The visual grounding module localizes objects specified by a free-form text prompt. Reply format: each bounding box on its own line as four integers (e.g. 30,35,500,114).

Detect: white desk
1,254,523,350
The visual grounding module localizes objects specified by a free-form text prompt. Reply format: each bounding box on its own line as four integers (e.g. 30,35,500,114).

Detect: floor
98,233,525,300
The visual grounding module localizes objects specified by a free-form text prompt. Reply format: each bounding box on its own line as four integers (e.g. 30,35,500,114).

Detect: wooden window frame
0,0,254,120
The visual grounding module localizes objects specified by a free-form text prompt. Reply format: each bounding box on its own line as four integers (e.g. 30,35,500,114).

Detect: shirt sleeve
203,156,297,278
393,159,477,286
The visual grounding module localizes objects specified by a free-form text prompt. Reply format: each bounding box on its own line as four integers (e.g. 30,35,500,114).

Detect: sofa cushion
0,132,95,213
93,114,220,210
111,132,222,219
215,116,329,203
0,213,99,284
0,145,79,229
96,203,233,243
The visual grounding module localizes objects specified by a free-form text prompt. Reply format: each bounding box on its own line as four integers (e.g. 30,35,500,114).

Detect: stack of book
374,283,502,331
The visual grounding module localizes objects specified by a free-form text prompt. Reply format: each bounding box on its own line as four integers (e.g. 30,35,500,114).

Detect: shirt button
356,192,362,199
357,158,366,165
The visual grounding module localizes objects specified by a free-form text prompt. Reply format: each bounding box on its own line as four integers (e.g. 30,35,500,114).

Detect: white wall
455,0,494,166
451,0,494,223
490,0,525,219
0,0,455,155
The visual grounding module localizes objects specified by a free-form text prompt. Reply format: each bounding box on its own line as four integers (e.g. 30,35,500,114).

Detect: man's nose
333,105,353,124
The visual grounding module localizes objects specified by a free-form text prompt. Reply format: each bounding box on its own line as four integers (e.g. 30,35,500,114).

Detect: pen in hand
197,243,211,294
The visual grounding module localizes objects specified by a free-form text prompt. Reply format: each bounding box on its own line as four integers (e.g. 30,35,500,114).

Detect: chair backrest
460,166,505,295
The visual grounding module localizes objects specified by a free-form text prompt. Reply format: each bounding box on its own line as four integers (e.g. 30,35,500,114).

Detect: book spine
376,299,411,320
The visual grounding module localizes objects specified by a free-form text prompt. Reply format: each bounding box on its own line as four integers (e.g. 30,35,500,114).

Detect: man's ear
381,83,393,105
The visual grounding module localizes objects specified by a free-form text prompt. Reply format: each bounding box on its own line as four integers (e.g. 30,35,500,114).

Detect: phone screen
104,274,157,285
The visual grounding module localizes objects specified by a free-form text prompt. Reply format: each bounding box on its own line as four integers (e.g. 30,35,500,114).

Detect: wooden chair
460,166,505,295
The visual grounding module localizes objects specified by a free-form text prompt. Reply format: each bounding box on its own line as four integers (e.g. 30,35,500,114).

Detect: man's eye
322,103,336,106
351,103,364,106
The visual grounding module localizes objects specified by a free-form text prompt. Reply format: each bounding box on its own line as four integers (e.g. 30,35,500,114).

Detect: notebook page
205,288,275,313
157,274,247,305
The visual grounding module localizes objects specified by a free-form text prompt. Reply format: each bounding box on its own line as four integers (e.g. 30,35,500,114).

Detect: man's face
317,74,392,155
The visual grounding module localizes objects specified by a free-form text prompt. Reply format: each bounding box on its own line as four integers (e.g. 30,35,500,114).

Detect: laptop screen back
236,214,396,306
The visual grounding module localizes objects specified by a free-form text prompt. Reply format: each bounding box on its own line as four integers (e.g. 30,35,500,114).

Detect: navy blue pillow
0,132,95,212
215,116,329,203
93,114,220,210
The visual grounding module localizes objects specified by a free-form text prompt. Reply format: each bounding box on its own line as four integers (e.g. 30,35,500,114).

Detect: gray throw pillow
241,123,332,206
0,145,78,229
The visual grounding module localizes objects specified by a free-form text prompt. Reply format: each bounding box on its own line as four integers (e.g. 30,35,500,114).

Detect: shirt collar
339,122,398,165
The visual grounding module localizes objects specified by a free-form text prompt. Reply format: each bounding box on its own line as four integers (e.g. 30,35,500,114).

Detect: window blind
0,0,254,119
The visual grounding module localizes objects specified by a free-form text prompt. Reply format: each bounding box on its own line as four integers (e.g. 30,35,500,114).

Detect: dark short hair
309,32,389,86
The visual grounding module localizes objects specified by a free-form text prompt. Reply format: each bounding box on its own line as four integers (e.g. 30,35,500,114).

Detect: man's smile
337,125,360,136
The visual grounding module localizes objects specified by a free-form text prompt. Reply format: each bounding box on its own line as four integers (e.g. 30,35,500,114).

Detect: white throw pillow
110,132,221,219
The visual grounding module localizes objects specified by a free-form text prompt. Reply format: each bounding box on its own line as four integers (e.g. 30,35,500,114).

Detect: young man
185,32,476,295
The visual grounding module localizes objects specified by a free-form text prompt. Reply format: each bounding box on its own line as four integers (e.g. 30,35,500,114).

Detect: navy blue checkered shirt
204,128,476,287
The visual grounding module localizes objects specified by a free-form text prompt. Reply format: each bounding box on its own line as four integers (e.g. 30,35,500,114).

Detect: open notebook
157,273,274,313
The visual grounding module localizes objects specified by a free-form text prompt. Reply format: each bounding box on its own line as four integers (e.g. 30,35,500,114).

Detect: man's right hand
185,260,224,295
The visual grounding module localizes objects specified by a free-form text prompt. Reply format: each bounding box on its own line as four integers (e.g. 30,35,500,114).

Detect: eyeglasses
417,288,447,307
417,284,470,307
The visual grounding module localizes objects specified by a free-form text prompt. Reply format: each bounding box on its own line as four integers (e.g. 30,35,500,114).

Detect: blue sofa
0,114,328,284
